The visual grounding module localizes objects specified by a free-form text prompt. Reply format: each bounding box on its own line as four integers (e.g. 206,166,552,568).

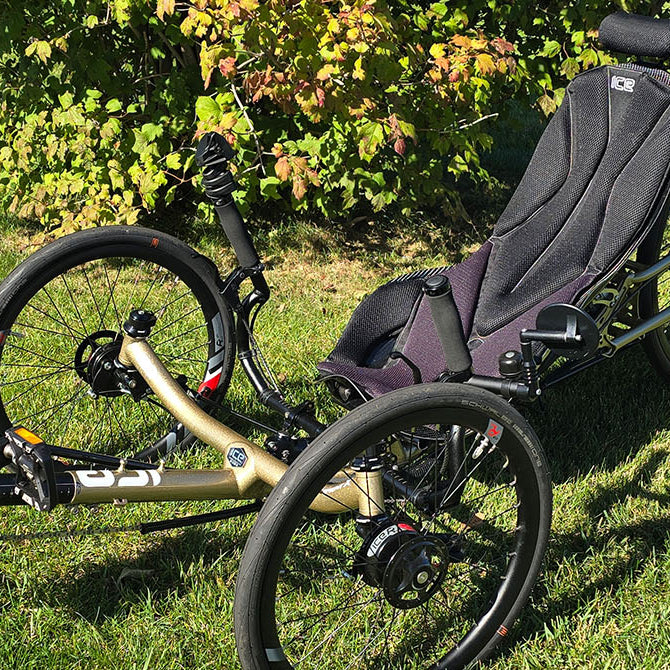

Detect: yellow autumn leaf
353,56,365,80
475,53,496,75
429,43,446,59
451,34,472,49
156,0,175,21
316,64,336,81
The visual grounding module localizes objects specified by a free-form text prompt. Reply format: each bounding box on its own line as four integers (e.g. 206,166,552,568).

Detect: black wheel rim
260,406,542,670
0,254,223,459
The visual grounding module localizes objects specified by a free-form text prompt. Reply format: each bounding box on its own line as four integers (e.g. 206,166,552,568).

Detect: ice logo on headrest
611,75,636,93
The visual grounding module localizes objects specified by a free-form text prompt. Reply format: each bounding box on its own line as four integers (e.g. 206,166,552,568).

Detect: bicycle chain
0,522,142,544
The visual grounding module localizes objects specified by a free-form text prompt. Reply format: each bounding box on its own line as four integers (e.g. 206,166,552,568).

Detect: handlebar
196,132,260,270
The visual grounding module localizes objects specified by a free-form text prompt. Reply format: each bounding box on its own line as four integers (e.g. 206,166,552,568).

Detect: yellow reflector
14,427,43,444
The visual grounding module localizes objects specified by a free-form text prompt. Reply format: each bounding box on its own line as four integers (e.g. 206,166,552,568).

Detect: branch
155,28,186,69
458,113,498,130
230,82,266,177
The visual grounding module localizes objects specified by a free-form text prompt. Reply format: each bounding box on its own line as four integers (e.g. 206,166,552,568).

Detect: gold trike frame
0,331,382,517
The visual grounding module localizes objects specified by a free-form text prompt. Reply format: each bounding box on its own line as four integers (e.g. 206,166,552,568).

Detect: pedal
4,427,57,512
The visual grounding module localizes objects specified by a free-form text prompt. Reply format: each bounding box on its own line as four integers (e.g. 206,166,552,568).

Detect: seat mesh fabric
319,63,670,397
473,64,670,337
326,279,425,366
599,12,670,60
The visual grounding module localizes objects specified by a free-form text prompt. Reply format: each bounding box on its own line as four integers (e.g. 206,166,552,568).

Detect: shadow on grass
525,345,670,483
485,345,670,662
35,523,251,622
29,340,670,663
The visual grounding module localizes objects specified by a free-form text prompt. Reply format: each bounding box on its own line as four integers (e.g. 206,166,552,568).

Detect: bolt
128,379,137,389
103,361,113,371
416,571,429,585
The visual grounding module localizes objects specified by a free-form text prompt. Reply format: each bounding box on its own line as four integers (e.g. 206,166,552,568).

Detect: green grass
2,218,670,669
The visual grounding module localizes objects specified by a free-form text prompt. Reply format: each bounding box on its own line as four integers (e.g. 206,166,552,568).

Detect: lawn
1,216,670,670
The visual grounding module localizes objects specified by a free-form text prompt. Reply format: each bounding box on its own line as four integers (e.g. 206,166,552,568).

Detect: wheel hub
353,521,449,609
383,536,448,609
74,330,124,397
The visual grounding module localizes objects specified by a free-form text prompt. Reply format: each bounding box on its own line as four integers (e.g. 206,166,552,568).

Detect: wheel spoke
259,398,548,670
0,243,227,463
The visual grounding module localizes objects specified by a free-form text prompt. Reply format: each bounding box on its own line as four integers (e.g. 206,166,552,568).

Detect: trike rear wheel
638,214,670,381
235,383,552,670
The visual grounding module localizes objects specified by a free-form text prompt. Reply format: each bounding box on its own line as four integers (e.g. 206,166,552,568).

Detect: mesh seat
319,63,670,397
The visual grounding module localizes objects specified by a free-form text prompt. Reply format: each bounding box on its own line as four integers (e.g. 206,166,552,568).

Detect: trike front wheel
0,226,235,461
235,383,552,670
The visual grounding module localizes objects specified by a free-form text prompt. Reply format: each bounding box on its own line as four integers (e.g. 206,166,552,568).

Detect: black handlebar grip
195,132,260,269
423,275,472,376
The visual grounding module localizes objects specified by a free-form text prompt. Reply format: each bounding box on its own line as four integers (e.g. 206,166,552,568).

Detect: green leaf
560,58,580,80
195,96,221,122
100,118,121,140
132,129,149,154
429,3,448,17
58,92,74,110
537,93,557,116
358,121,385,162
260,176,281,199
165,153,182,170
541,40,561,58
141,123,163,141
579,48,598,68
106,99,123,113
26,40,52,64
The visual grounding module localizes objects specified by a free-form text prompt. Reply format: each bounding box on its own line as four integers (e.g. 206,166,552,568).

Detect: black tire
0,226,235,460
235,383,551,670
639,215,670,381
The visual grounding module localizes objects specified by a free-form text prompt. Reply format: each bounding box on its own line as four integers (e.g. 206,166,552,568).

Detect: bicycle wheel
638,209,670,381
0,226,235,460
235,383,551,670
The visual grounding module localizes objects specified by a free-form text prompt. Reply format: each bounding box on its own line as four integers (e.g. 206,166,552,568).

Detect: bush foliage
0,0,666,233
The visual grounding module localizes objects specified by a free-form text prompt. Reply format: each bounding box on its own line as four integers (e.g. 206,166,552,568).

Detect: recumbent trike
2,10,670,670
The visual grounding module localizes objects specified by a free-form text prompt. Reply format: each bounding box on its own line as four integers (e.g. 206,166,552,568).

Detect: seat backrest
599,12,670,60
472,63,670,338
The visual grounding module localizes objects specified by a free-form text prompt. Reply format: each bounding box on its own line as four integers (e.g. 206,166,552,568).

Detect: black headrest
599,12,670,59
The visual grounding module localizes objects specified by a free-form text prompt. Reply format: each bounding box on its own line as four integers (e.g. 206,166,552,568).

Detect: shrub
0,0,650,234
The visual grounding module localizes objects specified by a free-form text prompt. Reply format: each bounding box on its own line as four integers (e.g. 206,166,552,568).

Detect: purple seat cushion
318,249,594,397
318,243,492,396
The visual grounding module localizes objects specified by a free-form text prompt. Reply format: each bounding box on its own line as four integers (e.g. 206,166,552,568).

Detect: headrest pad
599,12,670,59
